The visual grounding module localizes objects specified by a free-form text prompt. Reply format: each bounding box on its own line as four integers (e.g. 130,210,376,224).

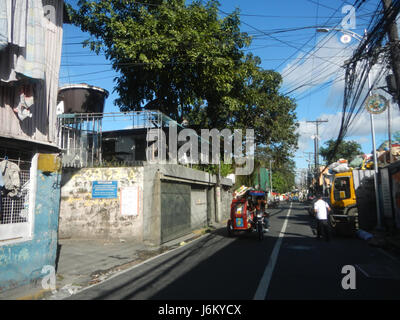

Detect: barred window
0,150,36,244
1,169,30,225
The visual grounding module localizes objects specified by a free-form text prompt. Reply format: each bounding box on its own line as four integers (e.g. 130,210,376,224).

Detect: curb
64,231,213,299
1,223,228,300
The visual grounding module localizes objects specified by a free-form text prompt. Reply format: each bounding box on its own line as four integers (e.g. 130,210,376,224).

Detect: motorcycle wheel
257,221,264,241
227,220,233,237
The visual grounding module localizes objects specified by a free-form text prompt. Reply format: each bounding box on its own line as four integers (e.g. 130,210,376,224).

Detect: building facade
0,0,65,292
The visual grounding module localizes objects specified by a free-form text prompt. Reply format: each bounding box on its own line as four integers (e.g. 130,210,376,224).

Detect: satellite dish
340,34,352,44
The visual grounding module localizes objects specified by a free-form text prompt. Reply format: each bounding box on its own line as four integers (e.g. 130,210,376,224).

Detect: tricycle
227,189,269,241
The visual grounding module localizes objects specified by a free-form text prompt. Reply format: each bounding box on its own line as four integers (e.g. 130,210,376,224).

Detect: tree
235,145,296,192
272,170,295,194
68,0,249,121
68,0,298,160
319,139,362,164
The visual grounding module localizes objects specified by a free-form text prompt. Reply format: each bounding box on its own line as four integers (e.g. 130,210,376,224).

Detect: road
68,202,400,300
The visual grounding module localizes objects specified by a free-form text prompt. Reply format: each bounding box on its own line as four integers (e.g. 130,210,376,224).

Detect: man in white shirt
313,194,332,241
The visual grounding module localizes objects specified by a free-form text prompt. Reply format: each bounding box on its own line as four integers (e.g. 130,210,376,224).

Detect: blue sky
60,0,400,175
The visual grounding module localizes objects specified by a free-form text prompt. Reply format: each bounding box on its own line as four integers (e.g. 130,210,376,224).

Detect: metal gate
161,181,191,243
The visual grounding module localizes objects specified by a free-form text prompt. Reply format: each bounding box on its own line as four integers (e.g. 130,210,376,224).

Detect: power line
216,7,346,72
278,0,353,80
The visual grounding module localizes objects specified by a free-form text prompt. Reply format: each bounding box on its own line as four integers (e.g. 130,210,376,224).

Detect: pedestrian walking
313,194,331,242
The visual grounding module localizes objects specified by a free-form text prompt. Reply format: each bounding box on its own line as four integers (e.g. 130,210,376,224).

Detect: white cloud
295,106,400,156
282,35,355,99
282,33,392,109
283,28,400,167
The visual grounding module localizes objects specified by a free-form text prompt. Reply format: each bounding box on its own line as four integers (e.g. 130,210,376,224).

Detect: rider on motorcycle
247,195,270,233
256,197,270,232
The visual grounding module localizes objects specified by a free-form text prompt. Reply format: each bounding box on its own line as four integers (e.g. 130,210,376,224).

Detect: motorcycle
268,198,279,209
227,190,269,241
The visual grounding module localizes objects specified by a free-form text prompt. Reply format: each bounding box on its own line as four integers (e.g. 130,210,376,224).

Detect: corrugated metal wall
0,0,63,146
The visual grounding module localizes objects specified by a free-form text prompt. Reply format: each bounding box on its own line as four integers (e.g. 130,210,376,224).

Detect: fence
57,111,172,168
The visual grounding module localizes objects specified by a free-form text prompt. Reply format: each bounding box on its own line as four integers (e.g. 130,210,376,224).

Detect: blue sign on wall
92,181,118,199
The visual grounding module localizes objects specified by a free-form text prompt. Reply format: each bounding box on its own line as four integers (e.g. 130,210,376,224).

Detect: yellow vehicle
329,169,375,233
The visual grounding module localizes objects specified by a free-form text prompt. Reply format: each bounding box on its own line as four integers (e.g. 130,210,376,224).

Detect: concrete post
207,187,215,225
215,186,221,223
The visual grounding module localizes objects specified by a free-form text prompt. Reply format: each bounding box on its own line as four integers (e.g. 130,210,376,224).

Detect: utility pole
303,151,314,193
303,152,313,175
382,0,400,110
307,119,328,194
269,159,274,196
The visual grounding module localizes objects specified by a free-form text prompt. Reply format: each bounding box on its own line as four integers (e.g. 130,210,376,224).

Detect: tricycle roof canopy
248,191,266,196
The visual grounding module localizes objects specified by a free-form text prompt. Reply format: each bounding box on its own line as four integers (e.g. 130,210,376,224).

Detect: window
0,151,37,244
333,177,351,201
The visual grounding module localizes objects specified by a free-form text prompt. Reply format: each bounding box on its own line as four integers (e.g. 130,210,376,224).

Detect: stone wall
59,164,233,245
59,166,144,241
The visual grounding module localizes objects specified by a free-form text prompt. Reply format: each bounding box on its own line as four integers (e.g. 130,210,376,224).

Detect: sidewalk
368,231,400,254
0,225,217,300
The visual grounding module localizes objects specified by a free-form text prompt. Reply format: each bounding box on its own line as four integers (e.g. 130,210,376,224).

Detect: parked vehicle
268,198,279,208
227,190,269,241
329,169,375,234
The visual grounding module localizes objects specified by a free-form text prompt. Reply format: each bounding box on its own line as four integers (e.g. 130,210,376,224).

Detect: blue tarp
249,191,265,196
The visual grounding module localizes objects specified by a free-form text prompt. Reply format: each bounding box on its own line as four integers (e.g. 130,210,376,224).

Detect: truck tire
328,215,337,236
347,207,359,232
329,215,336,228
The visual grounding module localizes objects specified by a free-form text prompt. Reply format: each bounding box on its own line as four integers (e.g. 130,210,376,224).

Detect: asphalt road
68,202,400,300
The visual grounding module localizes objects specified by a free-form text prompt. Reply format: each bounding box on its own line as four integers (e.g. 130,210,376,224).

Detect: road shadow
55,243,62,273
277,205,358,240
67,203,400,300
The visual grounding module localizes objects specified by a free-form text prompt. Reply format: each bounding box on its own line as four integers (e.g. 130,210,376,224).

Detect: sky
60,0,400,179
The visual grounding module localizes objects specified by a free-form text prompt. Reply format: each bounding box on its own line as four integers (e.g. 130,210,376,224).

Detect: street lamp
316,28,364,42
316,27,383,229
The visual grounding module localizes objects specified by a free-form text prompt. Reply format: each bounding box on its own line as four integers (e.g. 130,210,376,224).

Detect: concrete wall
142,164,216,244
58,163,232,246
191,186,208,229
220,186,233,221
59,166,144,241
142,163,232,245
0,154,61,292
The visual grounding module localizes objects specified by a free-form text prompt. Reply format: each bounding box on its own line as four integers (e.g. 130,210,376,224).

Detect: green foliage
234,145,296,193
192,162,233,177
68,0,298,163
319,139,362,164
272,170,295,194
68,0,249,120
